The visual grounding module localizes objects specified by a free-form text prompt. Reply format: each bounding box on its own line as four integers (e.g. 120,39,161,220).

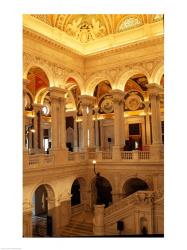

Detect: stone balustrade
104,190,154,226
24,148,163,170
102,151,112,160
24,153,55,169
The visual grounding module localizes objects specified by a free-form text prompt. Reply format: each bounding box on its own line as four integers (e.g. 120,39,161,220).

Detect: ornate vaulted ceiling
31,14,163,43
23,14,163,55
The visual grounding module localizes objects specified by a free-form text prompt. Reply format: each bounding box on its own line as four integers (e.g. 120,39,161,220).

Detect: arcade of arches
23,14,164,237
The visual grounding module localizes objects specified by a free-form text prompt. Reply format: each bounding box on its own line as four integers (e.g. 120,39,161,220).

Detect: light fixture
30,128,36,133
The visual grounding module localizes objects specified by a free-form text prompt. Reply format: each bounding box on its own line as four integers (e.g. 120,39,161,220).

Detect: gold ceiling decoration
31,14,163,44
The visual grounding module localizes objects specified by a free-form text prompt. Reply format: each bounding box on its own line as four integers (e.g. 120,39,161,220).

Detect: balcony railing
24,149,163,170
121,151,133,160
102,151,112,160
26,154,54,168
138,151,150,160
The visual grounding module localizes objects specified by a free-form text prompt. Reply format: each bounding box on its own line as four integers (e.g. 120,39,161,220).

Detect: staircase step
61,219,93,237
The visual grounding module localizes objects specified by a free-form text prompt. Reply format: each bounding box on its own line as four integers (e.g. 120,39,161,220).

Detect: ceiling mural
118,16,143,32
30,14,163,44
27,67,49,96
93,80,112,99
125,75,148,93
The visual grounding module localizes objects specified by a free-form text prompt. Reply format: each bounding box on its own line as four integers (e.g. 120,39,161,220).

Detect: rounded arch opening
117,68,150,91
91,175,112,208
32,184,55,237
85,74,113,96
27,67,50,98
71,177,86,207
122,178,149,198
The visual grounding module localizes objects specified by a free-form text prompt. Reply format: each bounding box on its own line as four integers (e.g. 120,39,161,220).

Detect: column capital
49,87,66,100
33,103,43,112
79,95,96,107
147,83,163,97
111,89,125,103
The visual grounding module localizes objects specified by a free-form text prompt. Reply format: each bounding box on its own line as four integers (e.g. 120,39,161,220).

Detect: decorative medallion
100,97,113,113
125,94,141,111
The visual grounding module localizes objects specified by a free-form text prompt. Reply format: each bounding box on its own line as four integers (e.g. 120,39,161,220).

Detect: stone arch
64,73,85,95
65,89,77,111
24,87,34,103
90,174,113,208
116,66,151,91
31,183,56,237
85,73,113,96
122,177,149,198
150,62,164,85
31,182,56,204
34,87,50,104
23,62,55,87
70,177,87,206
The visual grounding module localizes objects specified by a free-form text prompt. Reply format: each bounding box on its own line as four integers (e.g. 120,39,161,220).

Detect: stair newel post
93,204,105,236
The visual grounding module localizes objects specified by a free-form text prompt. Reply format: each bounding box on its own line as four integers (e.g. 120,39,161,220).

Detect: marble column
94,107,100,151
50,92,58,150
79,95,95,151
33,103,43,153
147,84,163,159
88,105,95,149
59,95,67,150
144,101,151,145
40,116,44,152
50,87,68,163
111,90,125,159
23,80,28,153
147,84,162,145
73,112,78,152
93,204,105,236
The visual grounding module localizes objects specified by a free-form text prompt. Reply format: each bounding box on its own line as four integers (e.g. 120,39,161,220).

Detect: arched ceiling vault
31,14,163,44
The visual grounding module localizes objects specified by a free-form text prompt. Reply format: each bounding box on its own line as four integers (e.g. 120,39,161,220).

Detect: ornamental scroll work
66,17,106,43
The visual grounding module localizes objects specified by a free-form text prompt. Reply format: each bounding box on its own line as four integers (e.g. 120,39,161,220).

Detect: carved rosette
100,97,113,113
125,93,142,111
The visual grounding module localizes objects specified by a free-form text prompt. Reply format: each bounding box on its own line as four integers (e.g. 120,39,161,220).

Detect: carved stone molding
23,51,83,86
135,191,154,205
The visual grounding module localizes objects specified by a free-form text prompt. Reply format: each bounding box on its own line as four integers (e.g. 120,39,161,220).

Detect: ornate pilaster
94,107,100,151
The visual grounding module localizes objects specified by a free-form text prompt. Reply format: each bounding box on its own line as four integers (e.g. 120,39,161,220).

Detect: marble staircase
61,219,93,237
61,210,94,237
